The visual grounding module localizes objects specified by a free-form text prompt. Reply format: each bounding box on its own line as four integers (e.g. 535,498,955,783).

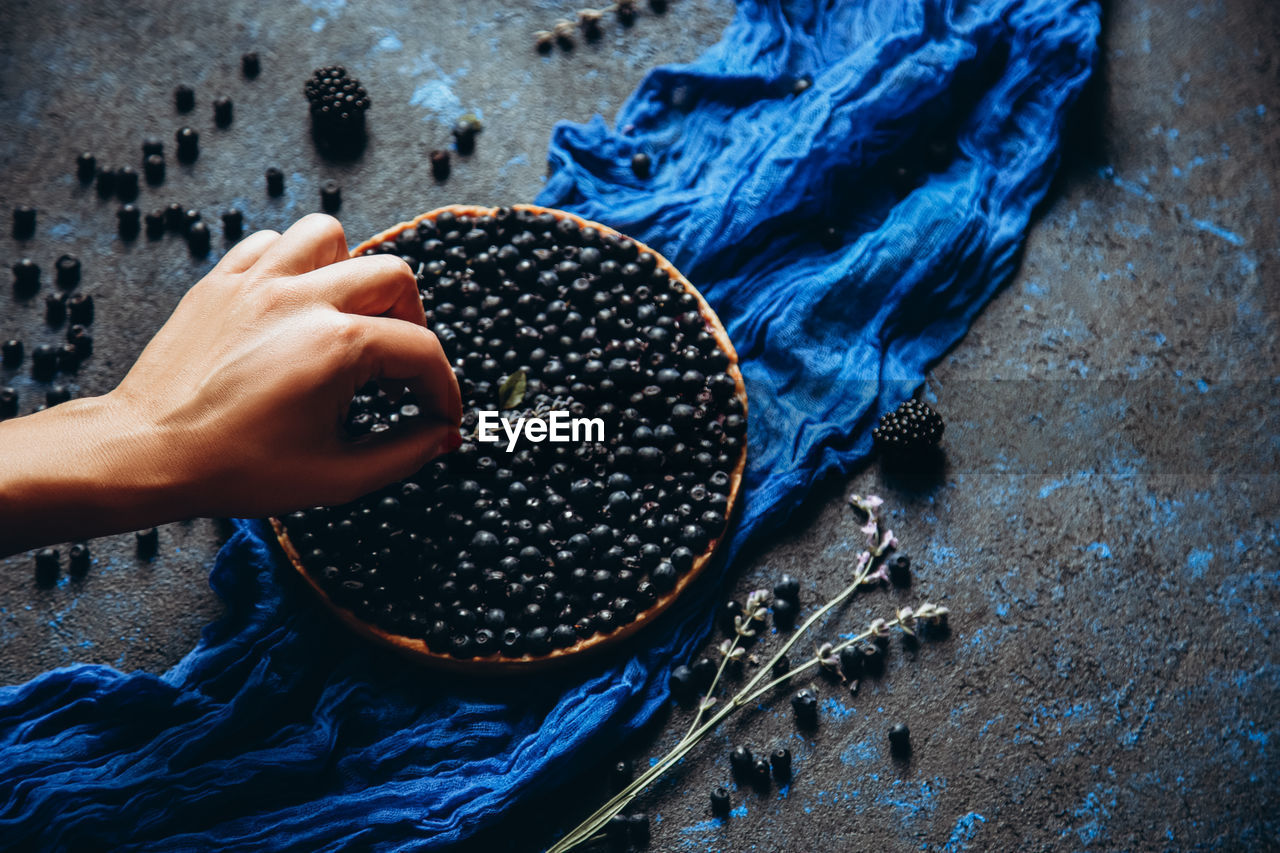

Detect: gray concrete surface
1,0,1277,850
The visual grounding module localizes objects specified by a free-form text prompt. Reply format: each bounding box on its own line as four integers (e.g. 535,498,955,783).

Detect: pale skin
0,214,463,557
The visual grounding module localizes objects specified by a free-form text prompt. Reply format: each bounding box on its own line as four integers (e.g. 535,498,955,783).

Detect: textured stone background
1,0,1276,850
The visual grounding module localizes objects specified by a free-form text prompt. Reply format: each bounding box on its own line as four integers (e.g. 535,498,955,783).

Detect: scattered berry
729,745,753,779
165,202,186,232
136,527,159,558
57,343,80,373
0,387,17,419
242,51,260,78
174,84,195,113
617,0,638,26
430,149,451,181
452,114,482,155
265,167,285,196
691,656,716,691
709,786,730,816
769,747,791,781
320,181,342,212
872,398,944,455
31,345,58,380
888,722,911,757
76,152,97,183
790,688,818,727
751,756,771,787
12,258,40,297
222,209,244,241
771,597,797,629
719,599,743,634
611,759,633,789
118,204,141,240
144,153,166,185
13,205,36,239
142,136,164,157
45,293,66,326
45,385,71,407
628,813,650,847
67,292,94,325
213,96,234,127
34,548,60,587
175,127,199,163
630,152,651,179
2,340,23,367
55,255,81,289
792,76,812,95
773,574,799,602
889,554,911,587
69,543,91,577
116,166,139,201
145,209,166,239
669,664,696,702
188,221,211,256
95,165,117,198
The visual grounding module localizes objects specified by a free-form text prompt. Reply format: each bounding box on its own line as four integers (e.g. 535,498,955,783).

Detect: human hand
104,213,462,519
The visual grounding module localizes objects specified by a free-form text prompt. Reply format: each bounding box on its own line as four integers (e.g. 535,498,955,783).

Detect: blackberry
304,65,370,148
791,688,818,727
872,398,944,455
276,205,746,668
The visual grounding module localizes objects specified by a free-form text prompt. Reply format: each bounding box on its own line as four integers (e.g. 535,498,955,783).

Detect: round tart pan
271,204,748,672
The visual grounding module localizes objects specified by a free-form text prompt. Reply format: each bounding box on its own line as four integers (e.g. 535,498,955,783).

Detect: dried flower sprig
546,495,951,853
534,0,667,54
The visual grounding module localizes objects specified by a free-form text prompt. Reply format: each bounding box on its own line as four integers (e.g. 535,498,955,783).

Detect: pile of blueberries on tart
273,205,747,670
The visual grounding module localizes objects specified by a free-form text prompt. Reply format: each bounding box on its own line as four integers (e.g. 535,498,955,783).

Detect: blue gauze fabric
0,1,1098,850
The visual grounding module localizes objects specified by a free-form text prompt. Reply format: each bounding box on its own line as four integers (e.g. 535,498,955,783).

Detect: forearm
0,393,191,556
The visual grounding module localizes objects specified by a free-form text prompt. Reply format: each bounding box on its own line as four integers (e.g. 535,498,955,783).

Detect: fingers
256,213,351,275
340,419,459,496
350,315,462,428
216,229,281,274
303,253,426,327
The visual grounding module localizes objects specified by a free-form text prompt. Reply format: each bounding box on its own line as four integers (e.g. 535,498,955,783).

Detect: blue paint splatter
942,812,987,851
1187,547,1213,580
1190,219,1245,246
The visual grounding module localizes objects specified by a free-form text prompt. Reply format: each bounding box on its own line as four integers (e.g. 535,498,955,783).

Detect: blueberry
709,786,730,816
136,527,159,558
888,722,911,757
729,745,753,778
791,688,818,727
773,573,800,602
770,747,791,780
34,548,60,586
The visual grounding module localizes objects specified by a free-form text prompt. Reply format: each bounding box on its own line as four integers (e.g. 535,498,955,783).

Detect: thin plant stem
546,601,911,853
680,632,738,745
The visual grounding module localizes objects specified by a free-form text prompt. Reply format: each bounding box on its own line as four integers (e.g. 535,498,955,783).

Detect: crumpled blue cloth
0,1,1098,849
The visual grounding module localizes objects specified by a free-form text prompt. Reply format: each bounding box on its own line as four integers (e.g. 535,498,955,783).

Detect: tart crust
271,204,748,672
